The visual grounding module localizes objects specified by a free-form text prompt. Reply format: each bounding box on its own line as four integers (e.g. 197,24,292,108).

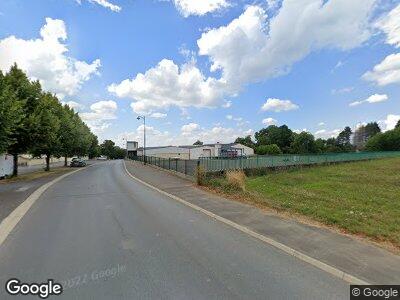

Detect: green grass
0,167,71,183
206,158,400,247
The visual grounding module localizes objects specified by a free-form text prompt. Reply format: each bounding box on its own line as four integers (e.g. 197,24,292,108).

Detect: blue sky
0,0,399,147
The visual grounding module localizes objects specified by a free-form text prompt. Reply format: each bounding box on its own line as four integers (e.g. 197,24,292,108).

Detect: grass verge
0,167,72,183
204,157,400,249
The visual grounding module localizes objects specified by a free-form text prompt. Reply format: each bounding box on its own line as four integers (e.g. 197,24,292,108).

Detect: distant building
136,143,254,160
126,141,138,158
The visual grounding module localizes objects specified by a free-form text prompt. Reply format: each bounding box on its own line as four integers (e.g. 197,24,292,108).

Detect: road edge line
0,166,93,247
123,160,369,285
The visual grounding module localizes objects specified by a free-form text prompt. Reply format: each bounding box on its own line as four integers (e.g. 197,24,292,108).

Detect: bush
196,165,206,185
255,144,282,155
366,128,400,151
226,170,246,191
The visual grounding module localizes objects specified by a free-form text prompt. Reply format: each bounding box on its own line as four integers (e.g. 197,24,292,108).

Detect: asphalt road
0,160,348,299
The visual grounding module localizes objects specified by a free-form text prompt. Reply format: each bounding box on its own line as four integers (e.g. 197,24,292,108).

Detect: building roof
137,143,245,151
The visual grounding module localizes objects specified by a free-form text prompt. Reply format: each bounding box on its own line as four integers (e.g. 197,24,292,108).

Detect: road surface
0,160,348,299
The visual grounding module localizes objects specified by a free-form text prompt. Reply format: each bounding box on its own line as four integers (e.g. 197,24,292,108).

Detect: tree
291,132,318,154
0,71,22,153
100,140,116,159
315,138,327,153
30,93,61,171
336,126,353,151
255,125,293,152
4,64,42,175
396,120,400,129
353,122,381,150
88,134,100,159
235,135,254,149
193,140,203,146
255,144,282,155
366,127,400,151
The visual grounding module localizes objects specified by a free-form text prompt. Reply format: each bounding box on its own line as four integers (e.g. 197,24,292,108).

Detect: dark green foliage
193,140,203,145
100,140,126,159
234,135,255,149
0,65,99,174
255,144,282,155
255,125,293,153
366,127,400,151
290,132,318,154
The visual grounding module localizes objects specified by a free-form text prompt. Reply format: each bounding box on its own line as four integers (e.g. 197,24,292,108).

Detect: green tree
0,71,23,153
88,134,100,159
366,127,400,151
291,132,318,154
30,93,61,171
255,144,282,155
336,126,353,151
396,120,400,129
235,135,255,149
193,140,203,146
100,140,116,159
4,64,42,175
255,125,293,152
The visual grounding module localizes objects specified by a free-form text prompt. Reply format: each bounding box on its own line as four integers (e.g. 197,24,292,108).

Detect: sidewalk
125,160,400,285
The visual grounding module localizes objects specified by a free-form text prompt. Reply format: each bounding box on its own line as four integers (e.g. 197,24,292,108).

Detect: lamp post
137,115,146,164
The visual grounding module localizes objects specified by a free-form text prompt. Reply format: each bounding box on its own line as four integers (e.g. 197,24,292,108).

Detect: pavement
125,160,400,285
0,160,348,299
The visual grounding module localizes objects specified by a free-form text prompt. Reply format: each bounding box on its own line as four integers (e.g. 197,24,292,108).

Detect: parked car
70,158,86,167
97,156,107,161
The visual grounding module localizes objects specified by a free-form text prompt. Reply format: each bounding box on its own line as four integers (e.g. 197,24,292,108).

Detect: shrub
226,170,246,191
366,128,400,151
196,165,206,185
255,144,282,155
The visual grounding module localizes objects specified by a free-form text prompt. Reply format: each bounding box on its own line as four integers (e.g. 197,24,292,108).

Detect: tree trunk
64,156,68,167
12,154,18,177
45,155,50,171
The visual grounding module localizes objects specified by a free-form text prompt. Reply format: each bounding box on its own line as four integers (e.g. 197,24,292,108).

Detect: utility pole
137,115,146,165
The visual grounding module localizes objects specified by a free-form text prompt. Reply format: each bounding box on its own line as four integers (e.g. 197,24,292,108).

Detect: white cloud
314,128,341,139
375,4,400,48
198,1,375,87
262,118,277,126
382,114,400,131
109,59,228,113
318,122,325,126
349,94,388,107
0,18,100,99
331,87,354,94
363,53,400,86
261,98,299,112
80,100,118,133
77,0,121,12
150,112,167,119
61,101,85,111
181,123,200,135
294,128,308,134
172,0,229,17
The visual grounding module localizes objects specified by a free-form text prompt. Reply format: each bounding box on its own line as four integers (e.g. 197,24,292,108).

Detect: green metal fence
132,156,199,177
200,151,400,173
131,151,400,177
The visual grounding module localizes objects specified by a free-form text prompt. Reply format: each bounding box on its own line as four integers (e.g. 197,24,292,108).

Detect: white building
136,143,254,160
0,154,13,179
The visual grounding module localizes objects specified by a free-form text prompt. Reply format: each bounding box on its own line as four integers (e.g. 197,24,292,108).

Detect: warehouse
136,143,254,160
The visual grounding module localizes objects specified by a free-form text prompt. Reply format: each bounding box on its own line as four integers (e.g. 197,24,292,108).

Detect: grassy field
205,157,400,248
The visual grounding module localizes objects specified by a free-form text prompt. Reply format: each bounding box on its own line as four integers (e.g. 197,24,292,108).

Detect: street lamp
137,115,146,164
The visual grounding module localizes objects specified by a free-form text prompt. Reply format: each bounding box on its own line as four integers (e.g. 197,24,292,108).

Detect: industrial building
134,143,254,160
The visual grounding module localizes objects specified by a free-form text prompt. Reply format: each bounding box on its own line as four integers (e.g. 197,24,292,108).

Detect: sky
0,0,399,147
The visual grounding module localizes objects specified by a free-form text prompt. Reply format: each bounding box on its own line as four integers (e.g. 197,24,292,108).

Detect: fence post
176,159,178,171
184,160,187,175
168,158,171,170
